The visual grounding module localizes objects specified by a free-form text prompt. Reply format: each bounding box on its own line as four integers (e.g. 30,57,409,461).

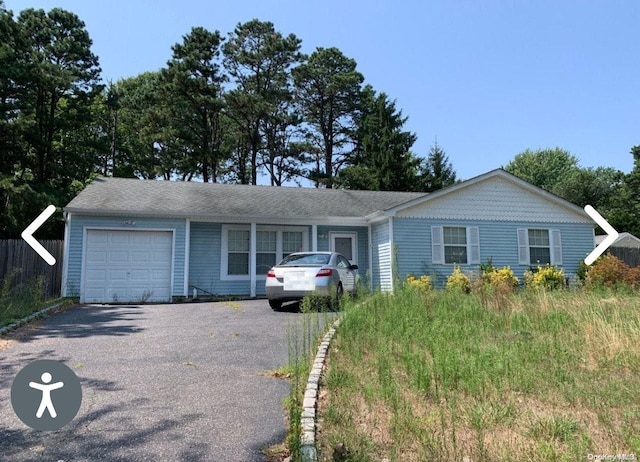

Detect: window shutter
468,227,480,264
432,226,444,264
517,228,529,265
550,229,562,265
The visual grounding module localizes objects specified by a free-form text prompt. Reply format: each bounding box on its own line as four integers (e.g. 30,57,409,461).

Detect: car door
336,255,357,292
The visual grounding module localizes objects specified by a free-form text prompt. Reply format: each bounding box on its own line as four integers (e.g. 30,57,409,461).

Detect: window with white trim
432,226,480,265
283,231,303,258
227,229,250,275
517,228,562,265
444,227,467,264
221,225,308,280
256,231,277,276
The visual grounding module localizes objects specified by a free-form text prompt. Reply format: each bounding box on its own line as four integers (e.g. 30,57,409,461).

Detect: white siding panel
378,242,393,292
397,176,590,223
371,221,391,291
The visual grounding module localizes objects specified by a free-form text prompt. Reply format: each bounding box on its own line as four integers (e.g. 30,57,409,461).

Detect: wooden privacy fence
609,247,640,268
0,239,64,299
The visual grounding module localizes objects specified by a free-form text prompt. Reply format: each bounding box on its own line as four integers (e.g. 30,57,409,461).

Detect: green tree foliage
420,140,457,192
223,19,303,185
164,27,227,182
0,7,102,238
553,166,624,209
338,85,421,191
607,146,640,236
504,147,580,193
504,146,640,236
107,72,176,179
293,47,364,188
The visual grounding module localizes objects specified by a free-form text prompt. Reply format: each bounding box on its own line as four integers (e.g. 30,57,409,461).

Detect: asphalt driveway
0,300,312,461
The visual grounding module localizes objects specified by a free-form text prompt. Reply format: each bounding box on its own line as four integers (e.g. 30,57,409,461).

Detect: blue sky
8,0,639,181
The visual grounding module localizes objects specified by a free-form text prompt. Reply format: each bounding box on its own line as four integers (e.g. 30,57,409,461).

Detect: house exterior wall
188,222,223,296
396,175,591,224
62,214,187,299
187,223,368,297
393,217,594,287
316,225,369,269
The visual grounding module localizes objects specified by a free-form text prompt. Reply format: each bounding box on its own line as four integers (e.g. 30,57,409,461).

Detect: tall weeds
317,288,640,461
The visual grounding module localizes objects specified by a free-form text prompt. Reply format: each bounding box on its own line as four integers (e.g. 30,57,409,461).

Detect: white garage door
83,230,173,303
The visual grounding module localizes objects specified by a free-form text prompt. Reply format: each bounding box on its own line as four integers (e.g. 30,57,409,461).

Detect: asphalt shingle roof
64,177,427,219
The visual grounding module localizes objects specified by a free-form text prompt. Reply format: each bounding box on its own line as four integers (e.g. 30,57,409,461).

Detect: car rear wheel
269,300,282,311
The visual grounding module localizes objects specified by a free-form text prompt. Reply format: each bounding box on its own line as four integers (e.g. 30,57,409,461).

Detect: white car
265,252,358,310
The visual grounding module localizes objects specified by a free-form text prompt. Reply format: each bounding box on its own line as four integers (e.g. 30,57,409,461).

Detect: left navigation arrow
21,205,57,266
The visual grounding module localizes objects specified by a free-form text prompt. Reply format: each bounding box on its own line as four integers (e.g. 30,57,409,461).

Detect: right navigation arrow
584,205,619,265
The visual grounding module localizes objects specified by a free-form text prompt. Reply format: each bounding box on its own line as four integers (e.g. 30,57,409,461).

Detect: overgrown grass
317,288,640,461
0,271,65,328
283,295,338,461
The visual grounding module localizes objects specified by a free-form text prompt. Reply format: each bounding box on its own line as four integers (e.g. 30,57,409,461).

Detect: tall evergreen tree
164,27,227,182
292,47,363,188
338,85,420,191
420,140,457,192
0,7,102,238
223,19,303,185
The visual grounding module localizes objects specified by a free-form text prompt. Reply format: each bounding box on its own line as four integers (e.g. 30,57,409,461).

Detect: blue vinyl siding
64,214,186,298
188,222,222,296
189,223,318,297
394,217,594,287
317,225,369,271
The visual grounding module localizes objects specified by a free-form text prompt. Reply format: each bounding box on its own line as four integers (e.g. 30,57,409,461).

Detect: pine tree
338,86,420,191
420,140,457,192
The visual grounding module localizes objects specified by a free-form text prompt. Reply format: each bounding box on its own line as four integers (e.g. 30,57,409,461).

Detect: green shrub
524,264,565,290
576,260,589,282
446,265,472,293
405,274,432,293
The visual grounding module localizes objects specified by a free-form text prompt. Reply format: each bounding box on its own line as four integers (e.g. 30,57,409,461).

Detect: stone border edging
0,302,63,336
300,316,342,462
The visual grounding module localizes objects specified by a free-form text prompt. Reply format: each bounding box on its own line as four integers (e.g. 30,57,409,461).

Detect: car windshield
279,253,331,266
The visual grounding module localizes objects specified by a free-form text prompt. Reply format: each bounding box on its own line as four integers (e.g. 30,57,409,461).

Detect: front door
330,232,357,266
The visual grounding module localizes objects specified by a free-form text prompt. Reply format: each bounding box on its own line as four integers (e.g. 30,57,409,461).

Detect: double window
222,226,308,280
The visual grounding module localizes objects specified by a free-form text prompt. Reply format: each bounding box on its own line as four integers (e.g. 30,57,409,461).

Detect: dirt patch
0,338,15,352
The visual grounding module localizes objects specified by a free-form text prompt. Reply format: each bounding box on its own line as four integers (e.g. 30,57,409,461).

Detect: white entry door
83,230,173,303
330,232,357,266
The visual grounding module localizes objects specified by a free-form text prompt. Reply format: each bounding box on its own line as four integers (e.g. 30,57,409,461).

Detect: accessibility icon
11,360,82,431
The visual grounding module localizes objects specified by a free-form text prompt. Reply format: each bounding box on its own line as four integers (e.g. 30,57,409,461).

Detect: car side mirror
349,264,358,270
